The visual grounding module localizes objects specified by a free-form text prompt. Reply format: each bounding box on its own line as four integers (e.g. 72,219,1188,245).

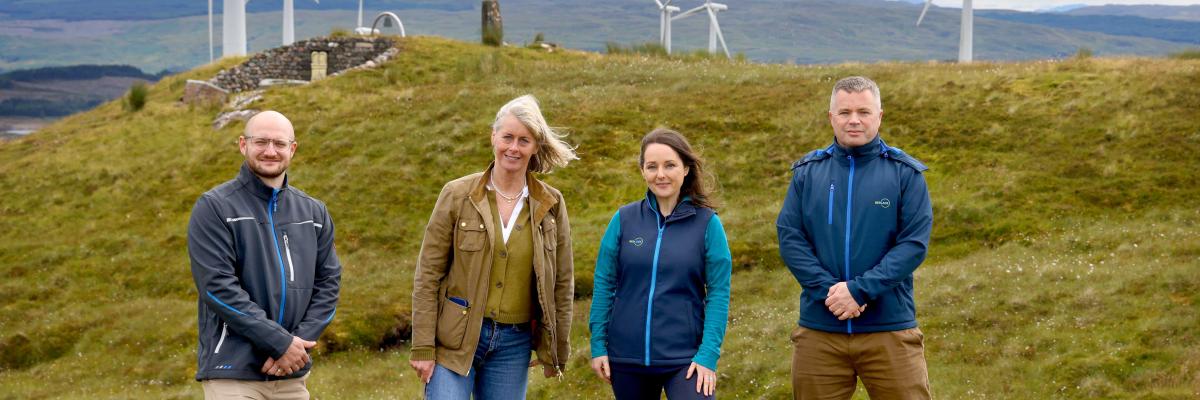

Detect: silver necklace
490,176,524,204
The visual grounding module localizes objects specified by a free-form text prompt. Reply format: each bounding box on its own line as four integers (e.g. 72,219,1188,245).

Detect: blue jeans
425,319,533,400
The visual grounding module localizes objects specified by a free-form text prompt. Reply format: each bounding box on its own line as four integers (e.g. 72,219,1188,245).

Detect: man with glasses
777,77,933,399
188,110,341,399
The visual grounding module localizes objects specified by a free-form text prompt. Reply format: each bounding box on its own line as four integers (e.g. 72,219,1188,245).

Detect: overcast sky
925,1,1200,11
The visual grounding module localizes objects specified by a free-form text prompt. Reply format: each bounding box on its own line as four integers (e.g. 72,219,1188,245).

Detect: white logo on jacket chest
874,198,891,208
628,237,645,247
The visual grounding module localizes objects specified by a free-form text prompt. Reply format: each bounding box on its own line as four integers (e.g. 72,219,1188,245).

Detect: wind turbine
283,0,319,45
208,0,214,62
917,0,973,62
671,0,731,58
222,0,248,56
655,0,681,53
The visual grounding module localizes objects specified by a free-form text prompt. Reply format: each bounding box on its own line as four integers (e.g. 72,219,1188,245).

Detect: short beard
249,160,287,179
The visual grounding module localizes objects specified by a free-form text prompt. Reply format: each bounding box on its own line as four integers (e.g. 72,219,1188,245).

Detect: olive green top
484,192,535,324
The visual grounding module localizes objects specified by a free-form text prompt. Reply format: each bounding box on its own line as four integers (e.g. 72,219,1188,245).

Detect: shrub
126,82,148,112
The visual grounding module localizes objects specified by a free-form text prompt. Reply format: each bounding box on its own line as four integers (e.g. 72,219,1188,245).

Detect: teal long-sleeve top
588,206,732,371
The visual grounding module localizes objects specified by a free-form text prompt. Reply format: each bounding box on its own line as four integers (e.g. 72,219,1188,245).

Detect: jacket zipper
828,182,835,225
283,233,295,282
644,207,665,366
845,155,855,334
267,189,287,325
214,322,228,354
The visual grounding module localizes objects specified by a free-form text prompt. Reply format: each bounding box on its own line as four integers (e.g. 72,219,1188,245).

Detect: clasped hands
261,336,317,377
825,282,867,320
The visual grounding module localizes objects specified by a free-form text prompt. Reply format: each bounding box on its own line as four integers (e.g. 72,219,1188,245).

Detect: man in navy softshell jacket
777,76,933,400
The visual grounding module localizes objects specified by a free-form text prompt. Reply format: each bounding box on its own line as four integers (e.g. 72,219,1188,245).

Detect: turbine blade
917,0,932,26
708,9,731,58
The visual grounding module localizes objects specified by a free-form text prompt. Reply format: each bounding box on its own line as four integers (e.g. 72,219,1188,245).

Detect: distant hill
0,0,470,20
977,9,1200,45
0,64,160,117
0,36,1197,399
1039,3,1089,13
1066,4,1200,21
0,0,1194,74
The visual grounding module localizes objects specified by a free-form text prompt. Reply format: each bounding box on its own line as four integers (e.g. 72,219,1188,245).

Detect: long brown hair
639,128,717,210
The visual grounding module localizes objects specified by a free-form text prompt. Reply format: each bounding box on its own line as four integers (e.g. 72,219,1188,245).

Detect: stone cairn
184,36,398,128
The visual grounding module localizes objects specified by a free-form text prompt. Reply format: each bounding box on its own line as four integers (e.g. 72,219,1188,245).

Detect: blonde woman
409,95,577,399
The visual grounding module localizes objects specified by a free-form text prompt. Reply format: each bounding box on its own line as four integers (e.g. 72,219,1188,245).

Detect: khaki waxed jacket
410,165,574,376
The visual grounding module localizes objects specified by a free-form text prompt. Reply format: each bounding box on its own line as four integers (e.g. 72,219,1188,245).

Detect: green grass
1,36,1198,399
1169,48,1200,59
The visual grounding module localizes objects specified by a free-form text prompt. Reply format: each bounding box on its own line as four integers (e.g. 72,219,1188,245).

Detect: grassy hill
1,0,1195,72
1,36,1198,399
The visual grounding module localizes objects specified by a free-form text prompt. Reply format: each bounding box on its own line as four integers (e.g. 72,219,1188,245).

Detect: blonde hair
492,94,578,174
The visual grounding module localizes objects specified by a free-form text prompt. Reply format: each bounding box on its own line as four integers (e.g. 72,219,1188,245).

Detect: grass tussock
0,37,1198,398
1168,48,1200,59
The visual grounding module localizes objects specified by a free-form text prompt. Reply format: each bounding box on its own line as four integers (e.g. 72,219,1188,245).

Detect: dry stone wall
211,36,394,93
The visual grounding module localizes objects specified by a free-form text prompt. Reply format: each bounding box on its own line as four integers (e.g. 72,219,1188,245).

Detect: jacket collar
236,162,289,201
826,136,889,159
470,162,559,224
645,190,697,224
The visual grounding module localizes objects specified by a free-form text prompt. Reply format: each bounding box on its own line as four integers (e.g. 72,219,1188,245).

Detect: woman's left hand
686,362,716,396
529,358,560,378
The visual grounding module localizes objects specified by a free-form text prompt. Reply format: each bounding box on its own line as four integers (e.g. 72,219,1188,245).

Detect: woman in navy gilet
588,128,732,399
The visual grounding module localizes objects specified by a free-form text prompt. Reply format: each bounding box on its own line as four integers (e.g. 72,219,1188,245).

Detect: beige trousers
791,326,931,400
202,373,310,400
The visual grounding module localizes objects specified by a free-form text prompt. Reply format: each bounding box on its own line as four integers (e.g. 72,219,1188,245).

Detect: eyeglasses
243,136,295,151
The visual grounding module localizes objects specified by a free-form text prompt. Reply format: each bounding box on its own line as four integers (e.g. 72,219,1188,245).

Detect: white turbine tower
222,0,248,57
655,0,681,53
671,0,731,58
917,0,973,63
283,0,319,45
208,0,214,62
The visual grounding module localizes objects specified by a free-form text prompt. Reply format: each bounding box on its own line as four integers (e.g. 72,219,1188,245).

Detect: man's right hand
410,359,435,383
827,283,868,320
262,336,316,376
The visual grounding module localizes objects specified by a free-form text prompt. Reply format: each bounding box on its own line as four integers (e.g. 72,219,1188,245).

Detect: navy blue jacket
589,194,732,370
188,163,341,380
776,137,932,334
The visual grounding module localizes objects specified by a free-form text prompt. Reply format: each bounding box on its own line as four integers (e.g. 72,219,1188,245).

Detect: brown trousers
202,372,310,400
791,326,931,400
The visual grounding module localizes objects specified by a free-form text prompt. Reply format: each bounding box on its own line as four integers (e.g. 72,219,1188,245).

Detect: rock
182,80,229,106
229,90,264,110
258,79,308,87
213,109,260,130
